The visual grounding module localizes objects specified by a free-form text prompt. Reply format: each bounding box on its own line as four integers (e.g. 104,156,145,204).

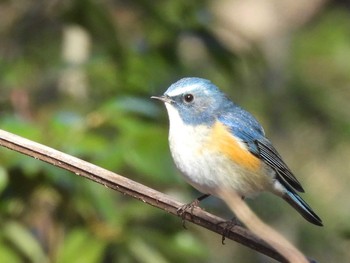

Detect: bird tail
283,190,323,226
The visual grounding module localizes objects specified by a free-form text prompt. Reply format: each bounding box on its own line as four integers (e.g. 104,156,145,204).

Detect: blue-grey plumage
152,77,322,226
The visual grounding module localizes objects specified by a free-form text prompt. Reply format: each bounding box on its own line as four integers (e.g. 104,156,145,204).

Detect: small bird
152,77,322,226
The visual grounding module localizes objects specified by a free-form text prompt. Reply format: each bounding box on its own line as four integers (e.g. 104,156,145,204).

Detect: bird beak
151,95,173,104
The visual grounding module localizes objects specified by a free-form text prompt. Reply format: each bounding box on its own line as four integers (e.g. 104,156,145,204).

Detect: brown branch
218,190,309,263
0,129,311,263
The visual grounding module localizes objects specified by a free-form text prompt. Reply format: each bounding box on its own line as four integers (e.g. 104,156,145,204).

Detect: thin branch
218,190,309,263
0,129,305,262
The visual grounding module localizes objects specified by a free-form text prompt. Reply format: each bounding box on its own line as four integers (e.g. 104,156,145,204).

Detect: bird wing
218,109,304,193
253,138,304,192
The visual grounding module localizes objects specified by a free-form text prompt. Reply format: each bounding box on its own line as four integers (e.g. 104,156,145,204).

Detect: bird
151,77,323,226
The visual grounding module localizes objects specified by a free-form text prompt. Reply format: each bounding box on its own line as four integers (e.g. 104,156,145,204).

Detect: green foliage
56,228,106,263
0,1,349,262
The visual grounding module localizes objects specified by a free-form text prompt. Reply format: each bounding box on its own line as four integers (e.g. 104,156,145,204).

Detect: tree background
1,0,350,262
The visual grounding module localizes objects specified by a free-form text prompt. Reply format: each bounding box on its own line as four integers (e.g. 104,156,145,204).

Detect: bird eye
183,94,194,103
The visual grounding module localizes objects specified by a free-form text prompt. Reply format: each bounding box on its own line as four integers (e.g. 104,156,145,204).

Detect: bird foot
177,199,201,228
216,217,243,244
177,194,210,228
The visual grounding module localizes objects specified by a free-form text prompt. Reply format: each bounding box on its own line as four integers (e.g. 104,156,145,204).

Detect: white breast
165,104,209,188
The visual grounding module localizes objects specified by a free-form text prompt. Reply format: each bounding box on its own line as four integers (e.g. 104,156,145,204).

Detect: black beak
151,95,173,104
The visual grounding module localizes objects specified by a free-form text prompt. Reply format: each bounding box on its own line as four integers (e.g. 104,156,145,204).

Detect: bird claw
177,199,200,228
216,217,243,244
177,194,210,228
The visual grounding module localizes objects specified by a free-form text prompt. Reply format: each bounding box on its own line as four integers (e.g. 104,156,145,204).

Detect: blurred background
0,0,350,262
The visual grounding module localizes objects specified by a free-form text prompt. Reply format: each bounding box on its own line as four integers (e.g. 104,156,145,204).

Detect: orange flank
209,121,261,172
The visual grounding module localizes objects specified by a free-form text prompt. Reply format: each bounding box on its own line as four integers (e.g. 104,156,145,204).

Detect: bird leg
177,194,210,228
217,195,245,244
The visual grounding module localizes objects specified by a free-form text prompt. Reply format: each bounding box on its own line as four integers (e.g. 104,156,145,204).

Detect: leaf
3,221,47,263
0,241,22,263
56,228,106,263
0,166,9,194
128,237,170,263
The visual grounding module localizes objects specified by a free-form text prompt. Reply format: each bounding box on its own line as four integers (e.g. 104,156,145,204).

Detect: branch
218,190,309,263
0,129,308,262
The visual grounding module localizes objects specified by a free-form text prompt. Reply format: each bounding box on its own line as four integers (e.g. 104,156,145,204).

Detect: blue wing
218,106,304,193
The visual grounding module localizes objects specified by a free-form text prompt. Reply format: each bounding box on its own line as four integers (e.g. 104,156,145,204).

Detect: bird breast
165,104,270,197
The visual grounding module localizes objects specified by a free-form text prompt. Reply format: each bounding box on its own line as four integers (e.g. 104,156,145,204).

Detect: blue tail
283,190,323,226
